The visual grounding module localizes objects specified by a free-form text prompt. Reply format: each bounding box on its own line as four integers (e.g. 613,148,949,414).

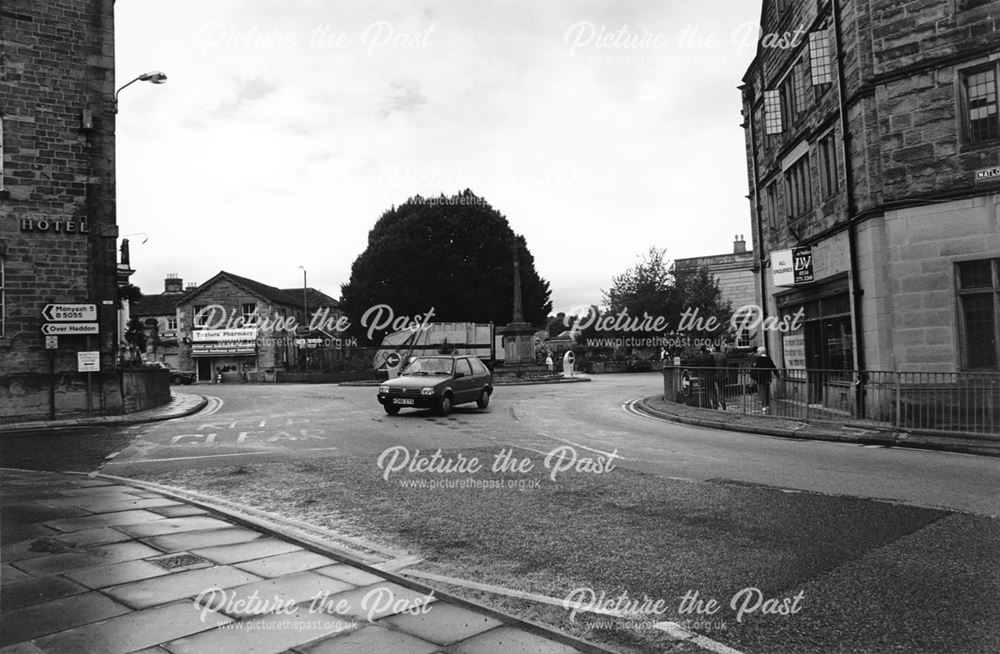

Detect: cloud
380,79,428,117
211,76,280,118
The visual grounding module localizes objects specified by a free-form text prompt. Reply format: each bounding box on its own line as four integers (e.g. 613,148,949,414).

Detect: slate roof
181,271,339,310
131,292,184,318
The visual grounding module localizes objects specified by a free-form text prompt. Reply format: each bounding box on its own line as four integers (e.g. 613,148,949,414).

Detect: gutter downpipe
742,83,771,353
832,0,867,417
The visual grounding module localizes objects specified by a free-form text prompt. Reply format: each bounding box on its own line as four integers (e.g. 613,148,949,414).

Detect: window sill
960,138,1000,154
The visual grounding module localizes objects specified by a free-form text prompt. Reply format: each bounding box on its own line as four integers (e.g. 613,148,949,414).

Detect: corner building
0,1,121,420
741,0,1000,376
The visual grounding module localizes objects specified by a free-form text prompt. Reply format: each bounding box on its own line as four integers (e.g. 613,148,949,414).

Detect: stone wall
885,193,1000,372
0,0,122,420
121,368,171,414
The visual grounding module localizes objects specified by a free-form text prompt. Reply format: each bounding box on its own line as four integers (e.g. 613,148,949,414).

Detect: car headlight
379,385,389,394
421,388,434,396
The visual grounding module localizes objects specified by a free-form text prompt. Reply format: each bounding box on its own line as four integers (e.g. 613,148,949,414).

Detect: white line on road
197,396,224,417
100,446,340,465
536,432,632,462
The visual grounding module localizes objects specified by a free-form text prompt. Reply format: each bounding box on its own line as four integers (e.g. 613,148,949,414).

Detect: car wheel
170,374,181,385
476,388,491,409
384,404,400,416
436,393,453,416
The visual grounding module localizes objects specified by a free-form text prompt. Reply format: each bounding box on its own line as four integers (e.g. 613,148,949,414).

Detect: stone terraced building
741,0,1000,377
0,1,122,420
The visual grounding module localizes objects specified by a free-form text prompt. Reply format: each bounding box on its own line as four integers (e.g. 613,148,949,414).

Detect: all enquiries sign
772,247,814,286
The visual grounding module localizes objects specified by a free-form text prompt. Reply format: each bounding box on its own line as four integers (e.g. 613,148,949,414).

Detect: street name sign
42,323,99,335
42,303,97,321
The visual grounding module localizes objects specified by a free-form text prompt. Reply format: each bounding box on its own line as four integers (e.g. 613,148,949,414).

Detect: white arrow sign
42,303,97,321
42,323,99,335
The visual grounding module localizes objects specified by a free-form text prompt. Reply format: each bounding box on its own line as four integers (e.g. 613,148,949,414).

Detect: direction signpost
42,303,97,322
41,323,99,335
40,303,100,417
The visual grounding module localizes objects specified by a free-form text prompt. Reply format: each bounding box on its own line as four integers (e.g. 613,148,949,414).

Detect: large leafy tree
341,190,552,343
600,247,732,340
603,247,673,321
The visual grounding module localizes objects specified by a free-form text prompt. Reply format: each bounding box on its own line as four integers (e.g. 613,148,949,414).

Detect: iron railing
665,366,1000,437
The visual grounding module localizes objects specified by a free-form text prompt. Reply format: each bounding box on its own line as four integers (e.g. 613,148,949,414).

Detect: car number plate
393,398,415,405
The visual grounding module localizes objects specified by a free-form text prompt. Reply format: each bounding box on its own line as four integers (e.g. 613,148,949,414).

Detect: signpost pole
48,349,56,420
85,335,94,416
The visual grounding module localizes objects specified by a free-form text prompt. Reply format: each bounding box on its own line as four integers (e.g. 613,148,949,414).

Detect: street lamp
115,71,167,113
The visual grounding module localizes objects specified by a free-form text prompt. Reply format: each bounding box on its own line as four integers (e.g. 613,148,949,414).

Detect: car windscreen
402,358,454,375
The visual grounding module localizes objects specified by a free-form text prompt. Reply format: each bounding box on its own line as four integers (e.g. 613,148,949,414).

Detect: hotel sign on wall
772,247,814,286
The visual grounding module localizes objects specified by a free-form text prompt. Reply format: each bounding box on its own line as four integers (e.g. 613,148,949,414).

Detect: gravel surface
108,447,999,654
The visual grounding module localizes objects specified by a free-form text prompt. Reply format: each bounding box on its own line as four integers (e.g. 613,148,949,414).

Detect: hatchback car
149,362,196,385
377,355,493,416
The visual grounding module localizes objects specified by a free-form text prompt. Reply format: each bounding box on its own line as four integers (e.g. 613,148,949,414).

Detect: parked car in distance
377,355,493,416
149,362,196,385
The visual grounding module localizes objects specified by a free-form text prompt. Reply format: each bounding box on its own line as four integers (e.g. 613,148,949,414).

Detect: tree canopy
598,247,732,341
340,190,552,342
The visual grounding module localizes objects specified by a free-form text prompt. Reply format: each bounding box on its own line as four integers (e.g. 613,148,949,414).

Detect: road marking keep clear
166,418,327,445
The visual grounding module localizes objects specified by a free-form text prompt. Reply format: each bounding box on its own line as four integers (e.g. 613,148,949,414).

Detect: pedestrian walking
752,346,779,414
710,344,729,410
695,346,716,409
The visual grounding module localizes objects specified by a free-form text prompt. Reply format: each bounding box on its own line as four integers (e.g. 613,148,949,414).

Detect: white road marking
105,447,342,465
536,432,632,462
197,396,224,417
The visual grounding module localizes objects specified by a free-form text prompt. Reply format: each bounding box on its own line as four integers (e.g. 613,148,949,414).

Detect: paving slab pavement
0,469,615,654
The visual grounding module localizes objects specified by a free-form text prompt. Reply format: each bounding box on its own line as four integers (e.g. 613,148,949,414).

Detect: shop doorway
197,358,213,382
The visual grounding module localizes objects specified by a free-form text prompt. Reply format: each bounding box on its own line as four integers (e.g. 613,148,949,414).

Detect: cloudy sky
115,0,762,313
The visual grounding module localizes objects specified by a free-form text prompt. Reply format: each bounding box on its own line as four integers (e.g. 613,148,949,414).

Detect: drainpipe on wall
742,84,771,352
832,0,867,415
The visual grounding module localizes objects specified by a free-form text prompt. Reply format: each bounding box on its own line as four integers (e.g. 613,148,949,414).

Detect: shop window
957,259,999,369
962,64,999,144
784,154,813,220
818,132,839,199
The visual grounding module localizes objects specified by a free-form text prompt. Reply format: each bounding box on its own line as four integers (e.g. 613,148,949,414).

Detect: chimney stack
164,274,183,293
733,234,747,254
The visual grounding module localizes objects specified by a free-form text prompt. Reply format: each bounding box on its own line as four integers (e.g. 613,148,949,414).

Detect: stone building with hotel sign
0,0,123,420
174,271,341,382
741,0,1000,380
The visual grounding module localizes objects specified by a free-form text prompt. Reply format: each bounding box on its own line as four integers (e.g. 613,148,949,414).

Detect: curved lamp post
115,71,167,113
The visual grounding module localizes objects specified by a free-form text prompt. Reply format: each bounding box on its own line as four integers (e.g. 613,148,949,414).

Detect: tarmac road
4,374,999,653
91,375,1000,516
